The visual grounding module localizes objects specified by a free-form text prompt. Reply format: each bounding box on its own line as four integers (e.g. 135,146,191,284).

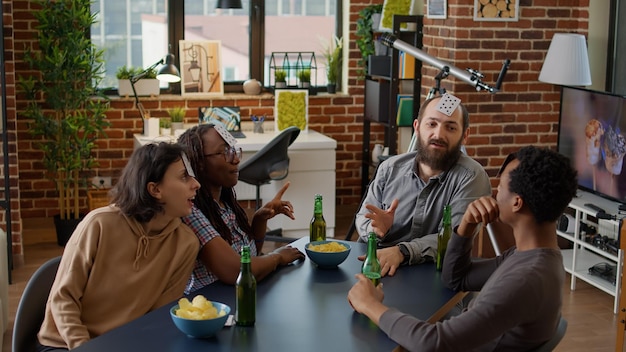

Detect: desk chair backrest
238,126,300,209
531,316,568,352
13,256,61,352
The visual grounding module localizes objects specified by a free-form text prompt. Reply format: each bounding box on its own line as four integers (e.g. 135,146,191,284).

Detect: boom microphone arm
380,33,510,94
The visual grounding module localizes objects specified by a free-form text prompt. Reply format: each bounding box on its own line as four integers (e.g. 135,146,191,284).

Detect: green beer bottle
309,194,327,242
236,245,256,326
362,232,381,286
436,205,452,271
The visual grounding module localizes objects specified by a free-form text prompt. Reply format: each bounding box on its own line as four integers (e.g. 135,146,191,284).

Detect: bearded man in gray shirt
356,94,491,276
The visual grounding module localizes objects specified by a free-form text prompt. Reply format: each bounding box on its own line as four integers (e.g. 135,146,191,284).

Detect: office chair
13,256,61,352
238,126,300,243
531,316,568,352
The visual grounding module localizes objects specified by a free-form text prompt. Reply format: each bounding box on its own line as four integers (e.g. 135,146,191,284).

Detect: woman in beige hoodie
37,142,201,350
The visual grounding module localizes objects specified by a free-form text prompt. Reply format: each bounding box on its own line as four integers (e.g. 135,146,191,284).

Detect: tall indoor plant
19,0,110,245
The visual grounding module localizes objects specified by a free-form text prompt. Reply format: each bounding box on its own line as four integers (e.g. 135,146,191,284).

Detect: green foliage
297,68,311,83
322,36,343,84
160,118,172,129
275,69,287,83
116,65,157,79
18,0,110,220
355,4,383,79
167,106,186,123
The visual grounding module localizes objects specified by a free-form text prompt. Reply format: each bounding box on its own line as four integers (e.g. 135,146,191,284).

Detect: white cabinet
557,190,623,313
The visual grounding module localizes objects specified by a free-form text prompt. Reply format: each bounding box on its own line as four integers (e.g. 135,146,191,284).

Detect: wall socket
92,176,112,189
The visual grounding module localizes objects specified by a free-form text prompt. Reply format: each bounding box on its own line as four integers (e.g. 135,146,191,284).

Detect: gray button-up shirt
356,151,492,264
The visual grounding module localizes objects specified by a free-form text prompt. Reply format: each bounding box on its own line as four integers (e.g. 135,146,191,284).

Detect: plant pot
298,82,310,89
118,79,161,98
54,214,85,246
160,128,171,136
275,81,287,89
171,122,184,132
327,83,337,94
144,118,160,137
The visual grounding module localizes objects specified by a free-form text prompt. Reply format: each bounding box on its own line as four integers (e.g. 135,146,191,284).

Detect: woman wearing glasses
178,124,304,293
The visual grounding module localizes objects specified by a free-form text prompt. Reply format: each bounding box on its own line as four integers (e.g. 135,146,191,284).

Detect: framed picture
474,0,519,22
378,0,420,32
427,0,447,20
274,89,309,133
179,40,224,96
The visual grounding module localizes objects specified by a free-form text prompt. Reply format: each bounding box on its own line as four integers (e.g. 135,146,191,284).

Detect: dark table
74,237,463,351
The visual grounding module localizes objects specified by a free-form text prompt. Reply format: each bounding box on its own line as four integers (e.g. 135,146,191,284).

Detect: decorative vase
243,79,262,95
372,144,384,164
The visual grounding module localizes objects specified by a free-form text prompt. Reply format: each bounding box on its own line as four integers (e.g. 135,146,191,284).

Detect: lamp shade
217,0,242,9
157,53,181,83
538,33,592,86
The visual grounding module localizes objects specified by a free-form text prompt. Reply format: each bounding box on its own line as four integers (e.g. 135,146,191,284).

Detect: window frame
170,1,341,93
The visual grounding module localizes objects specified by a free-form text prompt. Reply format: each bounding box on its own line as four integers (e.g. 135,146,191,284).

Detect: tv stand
557,190,624,313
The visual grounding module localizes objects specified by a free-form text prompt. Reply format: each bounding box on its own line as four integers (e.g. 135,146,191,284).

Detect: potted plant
356,4,383,79
275,69,287,88
297,68,311,88
160,118,172,136
116,65,160,98
18,0,110,246
167,106,186,132
322,36,343,94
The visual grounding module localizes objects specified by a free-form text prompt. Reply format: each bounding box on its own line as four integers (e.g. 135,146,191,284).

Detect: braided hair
178,124,253,244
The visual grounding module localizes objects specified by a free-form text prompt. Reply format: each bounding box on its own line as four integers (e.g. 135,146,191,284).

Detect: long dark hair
110,142,184,222
178,124,253,243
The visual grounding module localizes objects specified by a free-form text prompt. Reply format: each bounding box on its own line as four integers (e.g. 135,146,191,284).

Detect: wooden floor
2,205,621,351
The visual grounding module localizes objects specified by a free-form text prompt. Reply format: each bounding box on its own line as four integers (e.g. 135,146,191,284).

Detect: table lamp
538,33,592,86
130,52,181,135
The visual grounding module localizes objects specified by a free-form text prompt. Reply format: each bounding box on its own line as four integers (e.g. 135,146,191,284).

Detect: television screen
558,86,626,204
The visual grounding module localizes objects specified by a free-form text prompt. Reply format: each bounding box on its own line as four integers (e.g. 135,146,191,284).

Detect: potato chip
308,241,347,253
175,295,227,320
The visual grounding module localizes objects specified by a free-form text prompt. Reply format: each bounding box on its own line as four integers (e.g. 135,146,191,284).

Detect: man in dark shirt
348,146,577,351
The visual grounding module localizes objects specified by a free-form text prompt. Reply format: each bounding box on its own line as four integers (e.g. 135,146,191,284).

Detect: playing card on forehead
180,152,196,178
213,123,238,147
435,93,461,116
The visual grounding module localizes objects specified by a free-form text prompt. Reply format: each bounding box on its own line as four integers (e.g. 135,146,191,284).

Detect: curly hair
504,146,578,223
177,124,253,244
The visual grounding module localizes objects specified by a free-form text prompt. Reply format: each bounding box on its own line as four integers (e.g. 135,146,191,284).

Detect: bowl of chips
305,240,351,268
170,295,231,338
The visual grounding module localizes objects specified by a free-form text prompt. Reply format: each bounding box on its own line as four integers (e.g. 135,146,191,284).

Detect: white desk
134,130,337,238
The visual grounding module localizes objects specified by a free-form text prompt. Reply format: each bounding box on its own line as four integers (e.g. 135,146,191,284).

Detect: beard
415,134,463,172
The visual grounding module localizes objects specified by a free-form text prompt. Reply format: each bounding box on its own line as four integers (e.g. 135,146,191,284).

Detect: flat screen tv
557,86,626,204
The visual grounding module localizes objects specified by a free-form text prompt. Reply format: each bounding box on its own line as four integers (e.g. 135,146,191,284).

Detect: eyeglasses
204,146,243,163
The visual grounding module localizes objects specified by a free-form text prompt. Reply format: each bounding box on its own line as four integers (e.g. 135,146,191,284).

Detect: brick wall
3,0,590,259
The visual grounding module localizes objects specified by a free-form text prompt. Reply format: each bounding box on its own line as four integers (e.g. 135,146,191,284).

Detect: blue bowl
305,240,351,268
170,301,231,338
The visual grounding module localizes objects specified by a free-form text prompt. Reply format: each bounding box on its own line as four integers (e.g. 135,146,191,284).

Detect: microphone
379,33,510,94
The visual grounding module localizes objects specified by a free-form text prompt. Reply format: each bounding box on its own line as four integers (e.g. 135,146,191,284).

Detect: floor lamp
130,52,181,135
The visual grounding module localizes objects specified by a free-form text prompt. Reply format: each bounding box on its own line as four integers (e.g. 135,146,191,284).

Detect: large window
91,0,340,91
